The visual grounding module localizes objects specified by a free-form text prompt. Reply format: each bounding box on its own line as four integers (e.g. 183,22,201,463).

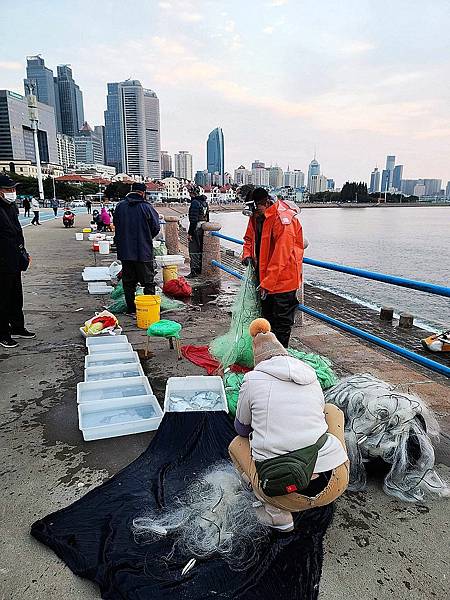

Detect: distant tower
56,64,84,136
207,127,224,185
174,151,193,180
369,167,381,193
307,156,320,190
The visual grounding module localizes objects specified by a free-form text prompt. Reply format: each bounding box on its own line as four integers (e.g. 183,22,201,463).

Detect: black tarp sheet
31,412,334,599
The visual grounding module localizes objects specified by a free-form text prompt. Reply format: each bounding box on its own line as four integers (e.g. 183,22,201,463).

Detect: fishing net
325,374,449,502
223,372,246,417
107,283,186,315
132,461,269,570
210,265,261,369
287,349,338,390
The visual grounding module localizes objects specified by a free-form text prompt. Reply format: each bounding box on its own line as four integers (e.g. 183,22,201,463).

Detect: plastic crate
155,255,185,267
78,395,163,440
82,267,111,281
86,334,129,348
164,375,228,413
84,351,139,369
77,376,153,404
88,342,133,354
84,362,144,382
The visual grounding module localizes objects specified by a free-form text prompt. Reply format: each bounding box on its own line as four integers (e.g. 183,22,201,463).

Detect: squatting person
113,182,160,315
229,318,349,531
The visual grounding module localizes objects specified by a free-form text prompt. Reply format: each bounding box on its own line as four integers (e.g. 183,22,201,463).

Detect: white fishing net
133,462,269,569
325,374,449,502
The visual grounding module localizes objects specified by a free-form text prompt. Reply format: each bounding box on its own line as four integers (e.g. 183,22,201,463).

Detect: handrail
211,259,450,378
211,231,450,298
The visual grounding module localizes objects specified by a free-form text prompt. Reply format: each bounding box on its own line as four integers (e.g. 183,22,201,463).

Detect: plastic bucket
76,232,84,241
99,241,110,254
163,264,178,283
135,295,161,329
92,242,99,252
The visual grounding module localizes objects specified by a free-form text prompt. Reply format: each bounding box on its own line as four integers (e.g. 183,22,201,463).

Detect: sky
1,0,450,186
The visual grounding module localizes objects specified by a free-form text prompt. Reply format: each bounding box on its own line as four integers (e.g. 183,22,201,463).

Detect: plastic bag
80,310,121,337
163,277,192,299
153,241,168,256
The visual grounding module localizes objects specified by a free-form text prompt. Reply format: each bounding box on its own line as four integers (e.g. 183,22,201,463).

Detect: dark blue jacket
113,193,160,262
188,196,209,235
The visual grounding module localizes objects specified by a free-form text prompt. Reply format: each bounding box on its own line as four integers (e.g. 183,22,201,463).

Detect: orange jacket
242,200,304,294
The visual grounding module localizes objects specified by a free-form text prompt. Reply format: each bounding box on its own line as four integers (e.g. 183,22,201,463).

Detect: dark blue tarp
31,412,333,599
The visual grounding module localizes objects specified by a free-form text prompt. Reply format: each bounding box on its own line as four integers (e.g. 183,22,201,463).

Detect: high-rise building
104,80,160,177
294,170,305,188
251,160,265,170
269,166,284,188
307,157,320,190
56,133,75,171
161,151,172,175
422,179,442,196
400,179,418,196
94,125,106,164
252,164,269,187
174,151,193,180
74,122,104,164
385,155,395,172
283,170,296,187
369,167,381,193
309,173,327,194
234,165,252,186
413,181,426,197
392,165,403,191
326,178,335,191
24,56,57,114
381,169,391,193
195,170,210,187
446,181,450,198
0,89,58,165
207,127,224,184
56,65,84,137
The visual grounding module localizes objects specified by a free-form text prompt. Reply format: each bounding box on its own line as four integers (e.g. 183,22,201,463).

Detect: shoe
11,329,36,339
255,503,294,532
421,331,450,353
0,337,18,348
186,272,199,279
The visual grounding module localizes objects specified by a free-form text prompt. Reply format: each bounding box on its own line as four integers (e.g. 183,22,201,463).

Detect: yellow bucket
163,265,178,284
135,295,161,329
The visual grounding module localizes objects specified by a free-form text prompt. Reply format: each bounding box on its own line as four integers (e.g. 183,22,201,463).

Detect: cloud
340,40,375,54
0,60,22,70
263,26,274,34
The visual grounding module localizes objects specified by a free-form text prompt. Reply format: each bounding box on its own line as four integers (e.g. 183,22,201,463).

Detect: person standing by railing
187,186,209,279
241,187,304,347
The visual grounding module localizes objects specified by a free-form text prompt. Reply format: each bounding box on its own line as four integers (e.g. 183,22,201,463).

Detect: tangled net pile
107,281,186,315
209,265,261,369
325,374,449,502
133,462,268,569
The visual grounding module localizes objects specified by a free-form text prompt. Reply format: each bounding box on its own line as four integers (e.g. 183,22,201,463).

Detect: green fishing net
209,265,261,369
223,371,245,417
107,283,185,315
287,348,338,390
153,242,168,256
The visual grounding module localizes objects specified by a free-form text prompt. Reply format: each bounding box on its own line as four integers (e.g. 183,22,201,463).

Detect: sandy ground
0,212,448,599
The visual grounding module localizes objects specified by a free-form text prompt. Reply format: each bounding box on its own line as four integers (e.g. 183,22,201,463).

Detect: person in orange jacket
242,187,304,347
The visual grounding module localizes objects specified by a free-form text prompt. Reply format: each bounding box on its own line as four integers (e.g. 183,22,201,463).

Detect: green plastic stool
146,319,182,358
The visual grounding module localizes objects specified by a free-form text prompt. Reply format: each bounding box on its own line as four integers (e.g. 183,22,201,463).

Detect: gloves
242,257,254,267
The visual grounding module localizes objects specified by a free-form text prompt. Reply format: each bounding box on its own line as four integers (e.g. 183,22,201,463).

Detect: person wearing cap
241,187,305,347
0,175,35,348
187,186,209,278
229,319,349,532
113,182,160,315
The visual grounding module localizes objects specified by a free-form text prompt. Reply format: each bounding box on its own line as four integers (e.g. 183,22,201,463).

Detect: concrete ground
0,213,449,599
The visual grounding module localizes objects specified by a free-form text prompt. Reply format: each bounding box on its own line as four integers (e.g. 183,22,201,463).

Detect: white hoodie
236,355,348,473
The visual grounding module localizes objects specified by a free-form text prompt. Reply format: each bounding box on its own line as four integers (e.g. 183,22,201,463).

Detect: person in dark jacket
113,182,160,314
187,187,209,278
23,197,31,217
0,175,35,348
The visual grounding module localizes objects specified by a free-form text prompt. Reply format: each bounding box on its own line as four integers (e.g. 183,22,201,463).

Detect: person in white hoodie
30,197,41,225
229,318,349,532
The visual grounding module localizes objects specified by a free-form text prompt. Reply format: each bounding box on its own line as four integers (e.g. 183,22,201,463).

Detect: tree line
3,172,99,200
310,181,418,203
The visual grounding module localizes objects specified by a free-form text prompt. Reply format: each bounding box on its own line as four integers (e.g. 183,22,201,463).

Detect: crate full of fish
164,376,228,413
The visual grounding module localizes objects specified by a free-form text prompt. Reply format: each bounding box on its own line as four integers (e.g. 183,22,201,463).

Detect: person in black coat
23,197,31,217
113,182,160,314
187,187,209,278
0,175,35,348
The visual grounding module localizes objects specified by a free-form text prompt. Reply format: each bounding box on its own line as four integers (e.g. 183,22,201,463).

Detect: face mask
3,191,16,203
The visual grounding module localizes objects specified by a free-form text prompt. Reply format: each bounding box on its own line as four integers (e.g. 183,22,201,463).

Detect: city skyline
1,1,449,185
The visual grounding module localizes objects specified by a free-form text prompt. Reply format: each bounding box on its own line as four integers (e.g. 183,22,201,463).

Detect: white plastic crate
84,351,139,369
78,395,163,440
77,376,153,404
86,334,129,348
164,375,228,413
84,362,144,382
155,255,185,267
87,282,114,294
82,267,111,281
88,342,133,354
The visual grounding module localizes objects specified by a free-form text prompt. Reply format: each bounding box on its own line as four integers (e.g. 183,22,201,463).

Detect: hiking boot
0,336,18,348
255,503,294,532
11,329,36,339
421,331,450,353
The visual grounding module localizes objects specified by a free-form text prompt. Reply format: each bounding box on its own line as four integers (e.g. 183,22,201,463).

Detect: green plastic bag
110,280,124,300
147,319,182,339
153,242,168,256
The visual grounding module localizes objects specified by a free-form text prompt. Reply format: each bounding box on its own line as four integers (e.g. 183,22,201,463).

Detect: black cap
131,182,147,193
252,187,270,205
0,175,18,189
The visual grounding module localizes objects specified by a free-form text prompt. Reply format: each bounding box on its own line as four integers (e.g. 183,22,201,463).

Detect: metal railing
210,232,450,378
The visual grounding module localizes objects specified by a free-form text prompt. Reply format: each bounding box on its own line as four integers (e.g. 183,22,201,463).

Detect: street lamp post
25,81,44,203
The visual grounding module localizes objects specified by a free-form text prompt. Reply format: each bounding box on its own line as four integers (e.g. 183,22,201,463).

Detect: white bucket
75,233,84,241
98,241,110,254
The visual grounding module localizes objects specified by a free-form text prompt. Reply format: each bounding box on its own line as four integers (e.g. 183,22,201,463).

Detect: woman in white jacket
30,197,40,225
229,319,349,532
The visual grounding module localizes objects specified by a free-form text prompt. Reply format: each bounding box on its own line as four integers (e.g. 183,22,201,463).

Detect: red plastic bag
162,277,192,299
